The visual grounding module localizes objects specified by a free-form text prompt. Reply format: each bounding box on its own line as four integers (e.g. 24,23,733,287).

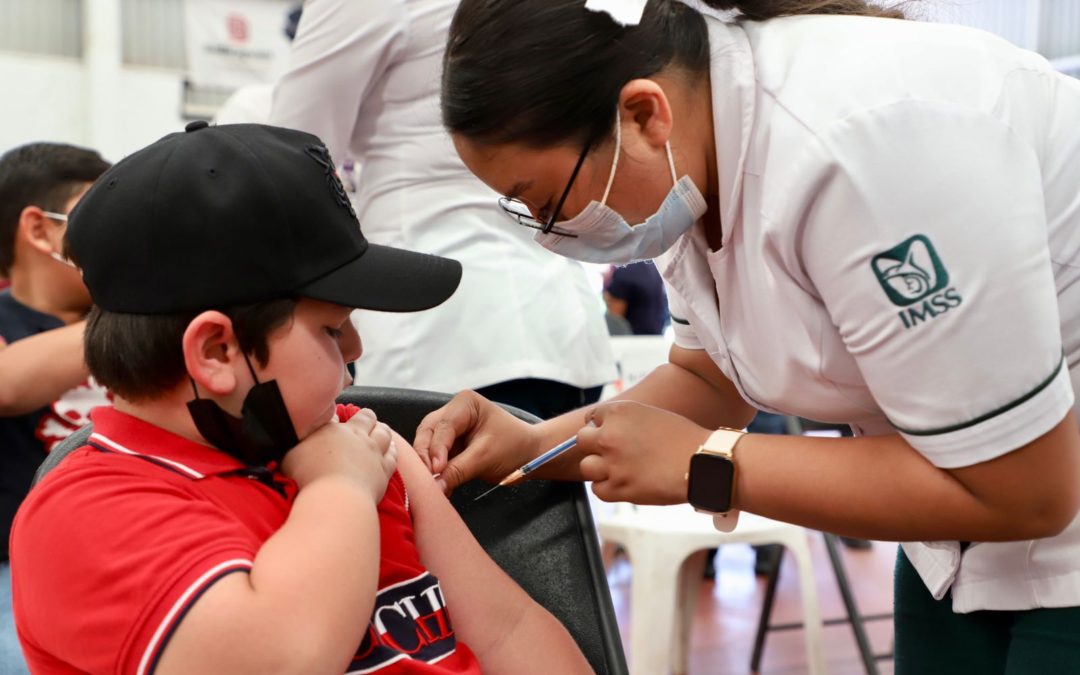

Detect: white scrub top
271,0,616,393
663,12,1080,612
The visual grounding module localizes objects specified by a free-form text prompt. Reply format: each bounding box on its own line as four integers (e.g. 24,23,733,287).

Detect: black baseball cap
66,122,461,314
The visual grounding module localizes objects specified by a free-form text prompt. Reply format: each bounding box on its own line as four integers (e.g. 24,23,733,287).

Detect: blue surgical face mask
533,112,707,264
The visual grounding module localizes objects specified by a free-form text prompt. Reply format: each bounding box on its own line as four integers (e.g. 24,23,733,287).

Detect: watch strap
699,427,744,459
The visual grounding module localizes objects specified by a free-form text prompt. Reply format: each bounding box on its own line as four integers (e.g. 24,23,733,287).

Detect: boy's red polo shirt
11,405,479,674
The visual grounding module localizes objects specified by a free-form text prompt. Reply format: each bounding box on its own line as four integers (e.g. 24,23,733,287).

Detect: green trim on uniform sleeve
670,314,690,326
891,353,1066,436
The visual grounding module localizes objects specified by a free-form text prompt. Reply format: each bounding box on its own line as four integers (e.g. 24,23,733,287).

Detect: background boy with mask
9,123,591,674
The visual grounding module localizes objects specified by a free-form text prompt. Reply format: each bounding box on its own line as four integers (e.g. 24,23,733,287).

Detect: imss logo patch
871,234,962,329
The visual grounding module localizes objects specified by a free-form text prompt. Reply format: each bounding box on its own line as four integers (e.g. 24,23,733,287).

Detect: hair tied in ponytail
697,0,908,20
584,0,649,26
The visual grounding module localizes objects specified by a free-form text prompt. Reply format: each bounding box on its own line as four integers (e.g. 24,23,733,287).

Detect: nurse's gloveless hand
577,401,712,505
413,390,540,494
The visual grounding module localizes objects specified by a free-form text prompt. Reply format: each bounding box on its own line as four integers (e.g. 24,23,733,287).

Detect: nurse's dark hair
442,0,907,148
707,0,905,20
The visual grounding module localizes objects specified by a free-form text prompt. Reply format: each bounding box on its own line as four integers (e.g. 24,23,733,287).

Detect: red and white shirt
11,404,480,674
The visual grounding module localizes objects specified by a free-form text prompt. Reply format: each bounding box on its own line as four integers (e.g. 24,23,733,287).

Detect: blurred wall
1,0,1078,162
0,54,186,161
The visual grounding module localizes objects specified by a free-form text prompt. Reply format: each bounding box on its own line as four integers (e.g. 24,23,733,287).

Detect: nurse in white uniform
417,0,1080,669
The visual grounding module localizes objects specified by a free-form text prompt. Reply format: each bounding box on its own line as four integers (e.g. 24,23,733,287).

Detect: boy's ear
18,206,56,256
182,311,243,397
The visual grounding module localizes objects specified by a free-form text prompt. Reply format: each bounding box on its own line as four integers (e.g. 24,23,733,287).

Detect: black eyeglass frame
497,135,597,238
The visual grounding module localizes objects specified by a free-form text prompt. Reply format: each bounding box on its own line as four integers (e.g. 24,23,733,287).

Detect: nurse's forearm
532,361,754,480
735,413,1080,542
614,362,756,428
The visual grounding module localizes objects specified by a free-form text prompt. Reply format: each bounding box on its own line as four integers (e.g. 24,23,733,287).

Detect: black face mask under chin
186,355,300,466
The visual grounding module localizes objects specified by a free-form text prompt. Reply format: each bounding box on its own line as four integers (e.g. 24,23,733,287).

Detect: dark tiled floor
606,534,898,674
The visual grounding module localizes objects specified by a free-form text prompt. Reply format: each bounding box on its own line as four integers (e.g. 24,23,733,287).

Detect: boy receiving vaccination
10,122,591,675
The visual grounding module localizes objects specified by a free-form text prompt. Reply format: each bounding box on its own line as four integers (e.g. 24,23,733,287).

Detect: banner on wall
183,0,296,91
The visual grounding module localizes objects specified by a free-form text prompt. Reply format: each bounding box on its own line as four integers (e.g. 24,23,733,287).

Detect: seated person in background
11,123,591,675
0,142,111,670
603,261,669,336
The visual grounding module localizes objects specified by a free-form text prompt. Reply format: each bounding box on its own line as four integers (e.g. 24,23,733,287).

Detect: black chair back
33,386,628,675
34,425,91,486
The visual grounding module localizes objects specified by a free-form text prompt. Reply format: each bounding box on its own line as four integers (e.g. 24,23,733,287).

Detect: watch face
687,452,735,513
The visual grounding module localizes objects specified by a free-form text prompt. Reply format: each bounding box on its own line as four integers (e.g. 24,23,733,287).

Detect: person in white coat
269,0,616,420
416,0,1080,670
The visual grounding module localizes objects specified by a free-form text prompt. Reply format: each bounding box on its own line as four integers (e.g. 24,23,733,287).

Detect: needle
473,436,578,501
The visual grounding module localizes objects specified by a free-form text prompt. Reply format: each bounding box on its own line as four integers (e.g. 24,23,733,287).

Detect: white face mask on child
532,112,707,264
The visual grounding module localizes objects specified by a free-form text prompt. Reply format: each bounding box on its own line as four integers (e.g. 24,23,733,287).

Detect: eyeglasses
497,136,596,238
36,210,76,267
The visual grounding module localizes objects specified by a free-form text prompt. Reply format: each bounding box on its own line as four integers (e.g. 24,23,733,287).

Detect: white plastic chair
598,336,825,673
597,505,825,675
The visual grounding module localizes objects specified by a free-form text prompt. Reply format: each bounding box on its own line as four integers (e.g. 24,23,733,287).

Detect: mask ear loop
600,110,623,206
665,141,678,185
189,346,262,399
241,352,261,384
601,109,678,204
50,251,77,268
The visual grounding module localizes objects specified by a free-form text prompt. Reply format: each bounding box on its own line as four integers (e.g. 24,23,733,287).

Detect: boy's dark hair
0,143,111,276
84,299,298,401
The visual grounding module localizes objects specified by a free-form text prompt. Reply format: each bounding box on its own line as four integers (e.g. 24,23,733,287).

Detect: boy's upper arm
394,435,537,656
397,436,592,674
152,572,258,675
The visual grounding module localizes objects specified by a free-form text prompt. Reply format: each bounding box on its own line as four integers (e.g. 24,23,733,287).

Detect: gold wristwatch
687,427,745,532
